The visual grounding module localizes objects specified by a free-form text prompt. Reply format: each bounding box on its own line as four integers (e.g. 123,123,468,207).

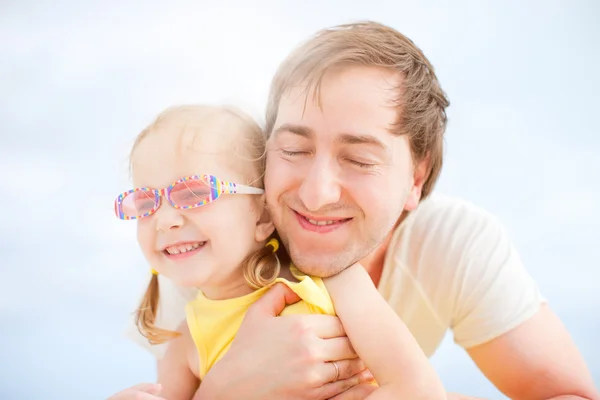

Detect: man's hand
195,283,371,400
328,383,377,400
107,383,165,400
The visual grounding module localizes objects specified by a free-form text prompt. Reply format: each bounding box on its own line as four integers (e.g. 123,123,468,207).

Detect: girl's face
130,118,274,300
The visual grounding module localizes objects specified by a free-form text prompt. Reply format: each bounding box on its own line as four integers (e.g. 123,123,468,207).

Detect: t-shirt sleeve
449,201,545,348
404,196,546,350
123,274,196,359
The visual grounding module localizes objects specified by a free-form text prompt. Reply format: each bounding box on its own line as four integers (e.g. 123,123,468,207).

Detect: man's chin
289,252,352,278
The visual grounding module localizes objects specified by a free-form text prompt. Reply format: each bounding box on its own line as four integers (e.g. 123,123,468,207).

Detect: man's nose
298,157,342,212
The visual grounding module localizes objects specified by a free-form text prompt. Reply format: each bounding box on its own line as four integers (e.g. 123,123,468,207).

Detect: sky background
1,1,599,399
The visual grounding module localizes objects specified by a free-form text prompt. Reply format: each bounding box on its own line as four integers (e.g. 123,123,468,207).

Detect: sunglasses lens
120,189,158,219
170,178,212,207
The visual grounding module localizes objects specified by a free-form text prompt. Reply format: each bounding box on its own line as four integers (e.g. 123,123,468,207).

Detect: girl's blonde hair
131,104,282,345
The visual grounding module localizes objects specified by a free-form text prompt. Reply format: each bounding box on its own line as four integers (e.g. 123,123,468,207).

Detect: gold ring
331,361,340,382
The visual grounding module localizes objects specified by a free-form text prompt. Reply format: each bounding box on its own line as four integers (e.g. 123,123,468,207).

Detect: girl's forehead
130,127,254,188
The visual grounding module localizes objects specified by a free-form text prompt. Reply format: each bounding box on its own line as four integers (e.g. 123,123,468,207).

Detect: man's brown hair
266,21,450,200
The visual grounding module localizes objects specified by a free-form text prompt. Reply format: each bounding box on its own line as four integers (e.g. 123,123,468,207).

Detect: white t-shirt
125,194,545,358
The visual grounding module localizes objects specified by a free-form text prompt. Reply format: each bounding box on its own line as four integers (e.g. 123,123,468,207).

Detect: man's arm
327,304,597,400
466,304,598,400
385,196,598,400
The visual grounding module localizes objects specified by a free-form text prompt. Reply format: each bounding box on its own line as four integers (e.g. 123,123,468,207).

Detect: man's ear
254,194,275,242
404,156,428,211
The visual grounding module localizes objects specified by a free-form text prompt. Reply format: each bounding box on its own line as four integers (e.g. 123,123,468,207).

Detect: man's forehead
277,70,400,125
279,65,402,105
273,102,398,147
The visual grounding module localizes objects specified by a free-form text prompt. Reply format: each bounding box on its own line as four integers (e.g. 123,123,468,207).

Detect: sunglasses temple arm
230,185,265,195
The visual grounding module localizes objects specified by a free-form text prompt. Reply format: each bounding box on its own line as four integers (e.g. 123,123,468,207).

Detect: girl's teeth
166,242,203,254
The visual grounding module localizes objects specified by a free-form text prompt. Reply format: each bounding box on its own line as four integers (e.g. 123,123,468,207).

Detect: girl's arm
156,321,200,400
324,264,446,400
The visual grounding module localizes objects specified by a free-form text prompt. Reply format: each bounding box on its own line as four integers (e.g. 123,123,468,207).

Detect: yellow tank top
185,266,336,379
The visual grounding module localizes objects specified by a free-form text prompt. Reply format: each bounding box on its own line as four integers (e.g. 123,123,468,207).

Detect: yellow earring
151,268,159,276
265,238,279,253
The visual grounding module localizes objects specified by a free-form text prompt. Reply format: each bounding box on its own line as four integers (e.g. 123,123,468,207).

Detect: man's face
265,65,426,277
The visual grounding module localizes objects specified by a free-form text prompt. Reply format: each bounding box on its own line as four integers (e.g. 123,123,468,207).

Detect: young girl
114,104,445,399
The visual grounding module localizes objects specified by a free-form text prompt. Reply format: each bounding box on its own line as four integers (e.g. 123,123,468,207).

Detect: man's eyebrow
337,133,387,150
273,125,389,151
272,123,313,139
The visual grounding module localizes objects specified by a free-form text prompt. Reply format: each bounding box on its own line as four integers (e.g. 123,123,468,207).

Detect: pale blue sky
1,1,598,399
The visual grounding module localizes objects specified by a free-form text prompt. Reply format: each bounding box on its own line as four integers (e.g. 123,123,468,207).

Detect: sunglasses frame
114,173,264,220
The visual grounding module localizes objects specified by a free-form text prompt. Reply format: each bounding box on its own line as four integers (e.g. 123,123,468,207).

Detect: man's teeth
305,217,337,226
165,242,203,255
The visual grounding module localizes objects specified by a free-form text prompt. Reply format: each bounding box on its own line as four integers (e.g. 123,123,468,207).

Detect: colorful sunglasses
114,173,264,220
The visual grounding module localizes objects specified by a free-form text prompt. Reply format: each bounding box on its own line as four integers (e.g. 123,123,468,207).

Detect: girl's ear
254,194,275,242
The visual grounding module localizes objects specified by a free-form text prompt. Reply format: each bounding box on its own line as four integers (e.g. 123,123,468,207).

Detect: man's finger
354,369,375,384
130,393,165,400
250,283,301,317
318,359,367,383
327,383,377,400
313,315,345,339
132,383,162,394
128,383,162,394
280,314,345,339
321,337,357,361
106,384,164,400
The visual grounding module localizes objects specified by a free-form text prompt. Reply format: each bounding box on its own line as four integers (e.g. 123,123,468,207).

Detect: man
125,21,598,400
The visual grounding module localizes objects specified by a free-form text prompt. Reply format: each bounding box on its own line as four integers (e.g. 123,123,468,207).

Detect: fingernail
361,370,374,382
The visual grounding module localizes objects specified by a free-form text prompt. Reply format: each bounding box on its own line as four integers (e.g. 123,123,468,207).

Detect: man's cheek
266,174,289,200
